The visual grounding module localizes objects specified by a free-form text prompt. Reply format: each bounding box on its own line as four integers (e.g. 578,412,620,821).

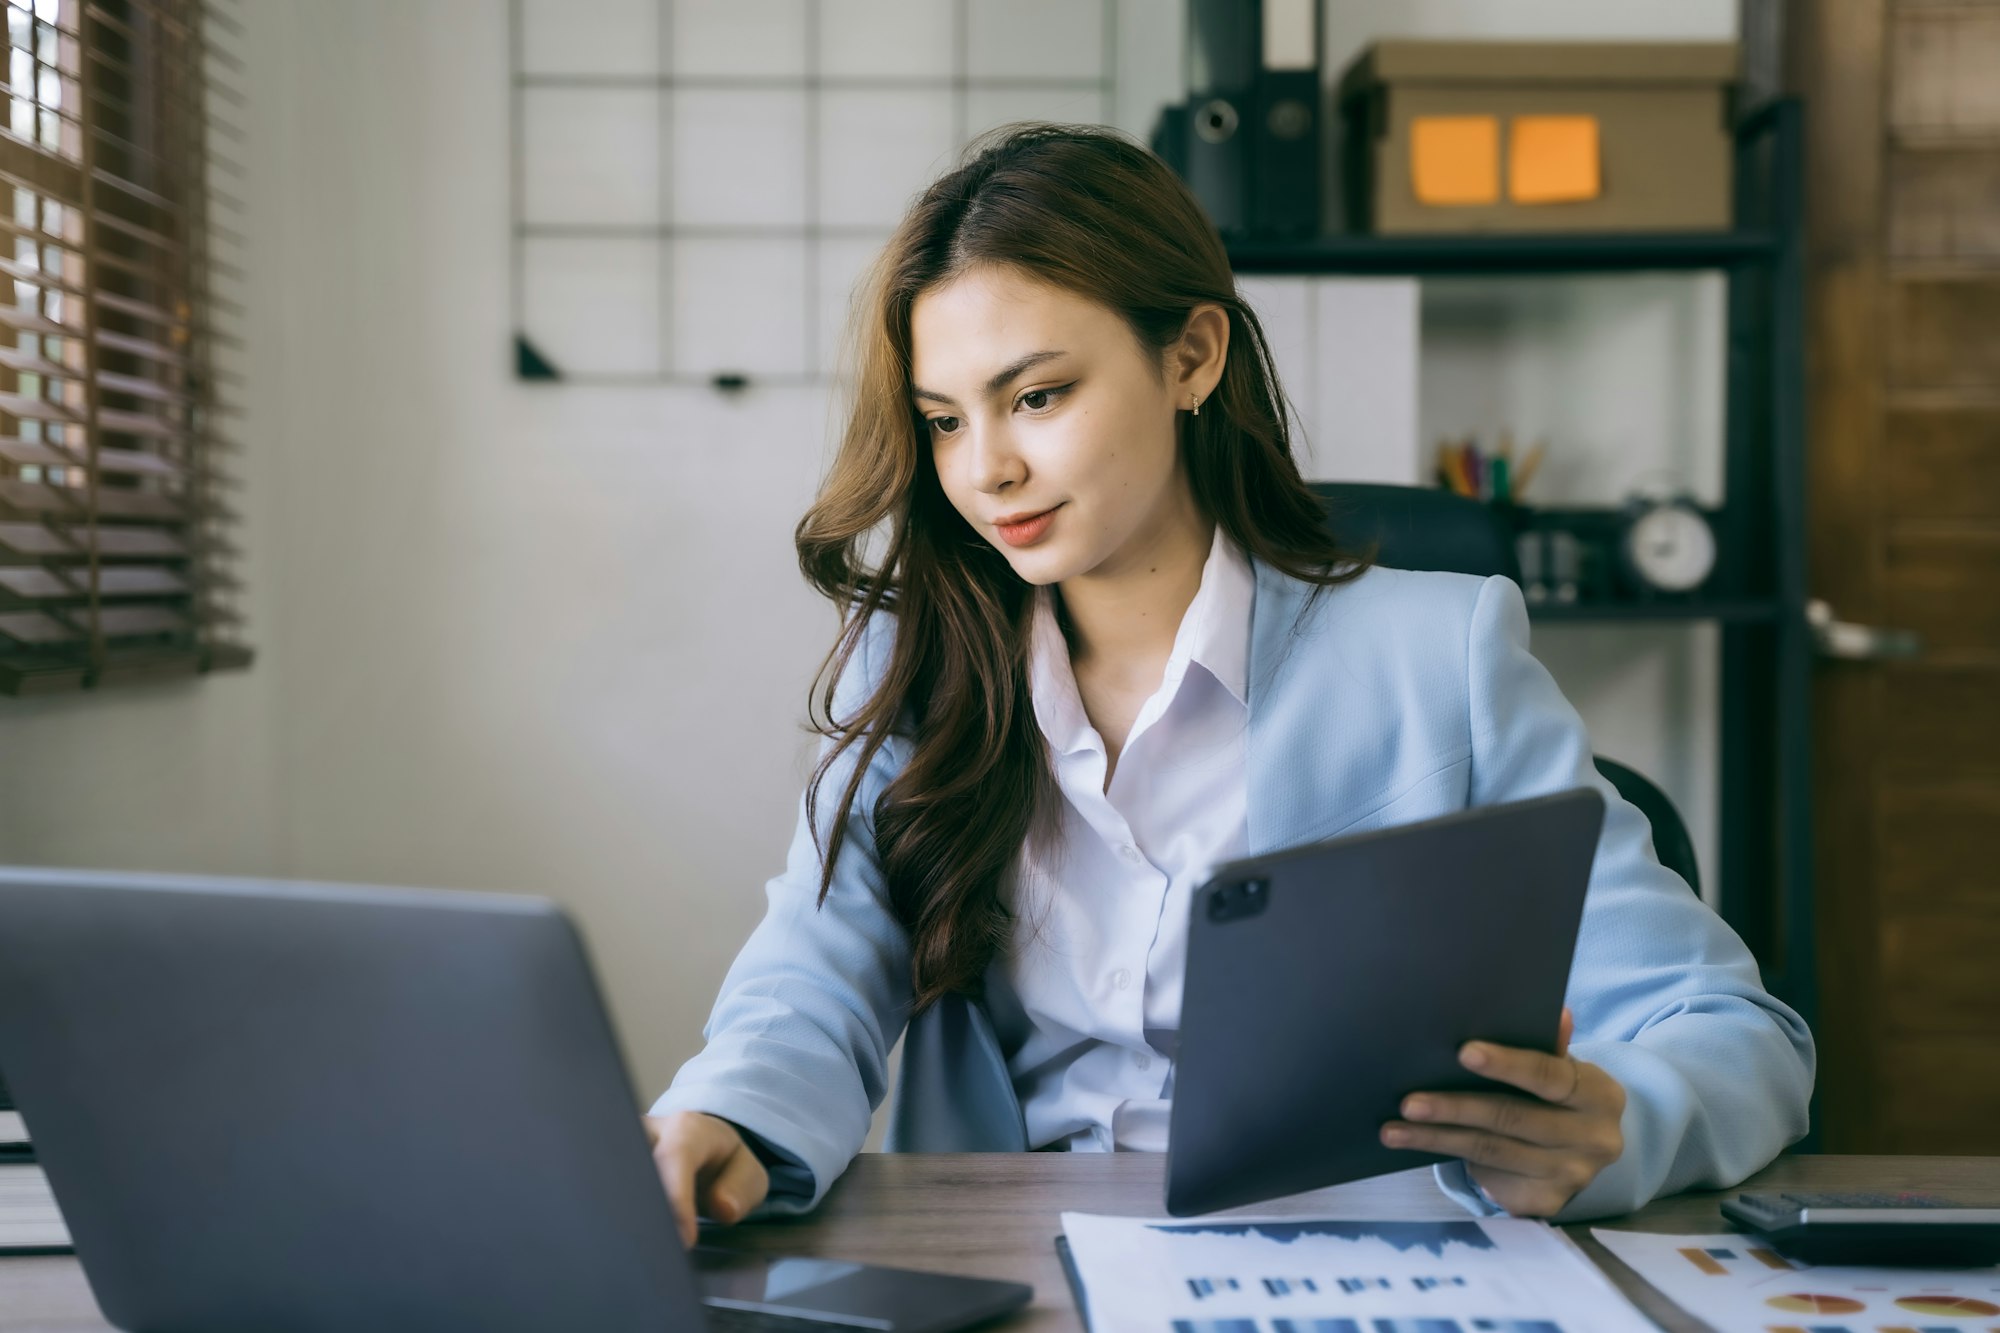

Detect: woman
644,123,1813,1248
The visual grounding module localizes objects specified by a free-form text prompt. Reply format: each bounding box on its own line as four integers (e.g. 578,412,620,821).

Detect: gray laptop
0,867,1030,1333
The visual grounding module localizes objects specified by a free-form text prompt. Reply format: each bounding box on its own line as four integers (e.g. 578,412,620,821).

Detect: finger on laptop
700,1140,769,1229
646,1111,746,1249
645,1116,702,1248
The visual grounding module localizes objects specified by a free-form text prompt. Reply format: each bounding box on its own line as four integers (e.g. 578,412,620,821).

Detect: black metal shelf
1227,229,1778,276
1223,102,1817,1125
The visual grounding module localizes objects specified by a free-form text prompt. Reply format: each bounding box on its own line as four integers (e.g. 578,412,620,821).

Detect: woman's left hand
1378,1007,1627,1217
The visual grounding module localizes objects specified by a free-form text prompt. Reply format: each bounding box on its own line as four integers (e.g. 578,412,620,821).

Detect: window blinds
0,0,247,694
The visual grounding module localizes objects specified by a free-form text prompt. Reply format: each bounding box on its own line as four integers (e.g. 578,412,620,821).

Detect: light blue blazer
652,560,1816,1224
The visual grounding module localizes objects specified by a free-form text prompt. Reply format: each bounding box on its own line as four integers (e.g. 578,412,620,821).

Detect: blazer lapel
1245,555,1323,857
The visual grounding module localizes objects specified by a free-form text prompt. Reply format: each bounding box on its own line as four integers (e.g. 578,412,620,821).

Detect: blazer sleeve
1431,574,1815,1223
648,611,914,1217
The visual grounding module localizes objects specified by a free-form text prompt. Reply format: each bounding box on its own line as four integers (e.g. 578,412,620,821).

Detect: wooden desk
3,1154,1995,1331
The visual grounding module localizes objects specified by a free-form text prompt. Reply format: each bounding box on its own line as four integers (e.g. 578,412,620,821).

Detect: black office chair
1591,756,1703,899
1311,481,1702,897
1318,480,1523,581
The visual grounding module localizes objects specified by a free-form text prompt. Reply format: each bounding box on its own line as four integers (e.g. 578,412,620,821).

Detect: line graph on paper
1153,1221,1500,1257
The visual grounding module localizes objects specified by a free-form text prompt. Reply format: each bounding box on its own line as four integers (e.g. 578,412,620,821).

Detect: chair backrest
1591,756,1703,898
1311,481,1521,581
1310,482,1699,898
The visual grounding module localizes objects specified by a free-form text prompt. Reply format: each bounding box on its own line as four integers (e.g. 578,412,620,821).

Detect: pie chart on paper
1765,1293,1868,1315
1894,1296,2000,1318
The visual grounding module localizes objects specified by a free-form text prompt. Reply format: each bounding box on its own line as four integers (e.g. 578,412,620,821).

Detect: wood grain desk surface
3,1154,1996,1331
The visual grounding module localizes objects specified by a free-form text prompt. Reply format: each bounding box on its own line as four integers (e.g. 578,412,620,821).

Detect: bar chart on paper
1059,1214,1658,1333
1593,1230,2000,1333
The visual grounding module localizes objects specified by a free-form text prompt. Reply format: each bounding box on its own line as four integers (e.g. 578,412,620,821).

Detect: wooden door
1791,0,2000,1152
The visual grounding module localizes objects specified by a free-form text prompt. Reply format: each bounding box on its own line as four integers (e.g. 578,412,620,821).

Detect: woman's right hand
643,1111,771,1249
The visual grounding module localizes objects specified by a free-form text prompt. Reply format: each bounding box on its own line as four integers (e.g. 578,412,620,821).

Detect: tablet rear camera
1208,878,1270,923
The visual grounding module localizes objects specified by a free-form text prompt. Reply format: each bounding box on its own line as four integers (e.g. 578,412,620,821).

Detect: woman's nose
966,425,1024,494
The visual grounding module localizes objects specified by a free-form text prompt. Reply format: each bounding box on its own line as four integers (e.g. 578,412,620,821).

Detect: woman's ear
1171,302,1230,405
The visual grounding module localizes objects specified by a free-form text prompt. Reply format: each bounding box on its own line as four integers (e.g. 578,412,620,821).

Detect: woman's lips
996,504,1061,548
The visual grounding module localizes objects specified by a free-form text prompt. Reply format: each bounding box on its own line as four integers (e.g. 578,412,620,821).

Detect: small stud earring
1191,395,1201,417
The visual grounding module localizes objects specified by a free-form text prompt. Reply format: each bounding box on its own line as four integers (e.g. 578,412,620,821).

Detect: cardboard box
1338,40,1739,234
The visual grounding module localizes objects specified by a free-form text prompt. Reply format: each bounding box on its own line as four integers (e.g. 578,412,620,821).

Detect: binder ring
1194,98,1239,144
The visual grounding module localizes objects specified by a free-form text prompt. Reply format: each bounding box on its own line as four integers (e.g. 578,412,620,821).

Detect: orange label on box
1410,115,1499,206
1509,115,1601,204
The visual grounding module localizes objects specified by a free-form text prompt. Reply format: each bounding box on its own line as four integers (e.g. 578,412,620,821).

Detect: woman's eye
927,385,1068,435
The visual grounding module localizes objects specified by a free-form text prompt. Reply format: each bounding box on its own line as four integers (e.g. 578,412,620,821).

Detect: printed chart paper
1060,1212,1659,1333
1594,1229,2000,1333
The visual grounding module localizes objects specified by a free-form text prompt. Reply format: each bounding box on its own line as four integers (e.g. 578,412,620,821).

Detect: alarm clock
1617,494,1716,594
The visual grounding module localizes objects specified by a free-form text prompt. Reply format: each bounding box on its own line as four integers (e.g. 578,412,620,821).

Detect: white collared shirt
995,525,1253,1152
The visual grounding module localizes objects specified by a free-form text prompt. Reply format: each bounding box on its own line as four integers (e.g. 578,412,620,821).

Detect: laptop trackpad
691,1245,1028,1331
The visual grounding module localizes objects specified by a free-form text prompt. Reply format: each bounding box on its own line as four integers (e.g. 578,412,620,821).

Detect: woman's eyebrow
910,350,1068,407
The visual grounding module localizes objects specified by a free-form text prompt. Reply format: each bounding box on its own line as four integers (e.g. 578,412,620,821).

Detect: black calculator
1721,1191,2000,1266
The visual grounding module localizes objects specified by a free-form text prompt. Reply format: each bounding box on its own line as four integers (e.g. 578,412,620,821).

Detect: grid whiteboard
509,0,1119,385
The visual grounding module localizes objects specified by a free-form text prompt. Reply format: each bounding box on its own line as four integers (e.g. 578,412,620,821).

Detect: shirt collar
1026,525,1253,758
1187,525,1253,707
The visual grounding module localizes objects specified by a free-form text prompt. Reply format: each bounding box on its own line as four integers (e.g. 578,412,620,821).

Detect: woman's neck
1055,498,1215,677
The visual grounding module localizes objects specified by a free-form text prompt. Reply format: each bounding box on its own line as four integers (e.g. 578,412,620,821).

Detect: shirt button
1119,844,1142,865
1135,1053,1152,1070
1111,967,1131,990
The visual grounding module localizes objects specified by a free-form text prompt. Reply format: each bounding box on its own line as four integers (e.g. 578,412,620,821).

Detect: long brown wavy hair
796,122,1370,1014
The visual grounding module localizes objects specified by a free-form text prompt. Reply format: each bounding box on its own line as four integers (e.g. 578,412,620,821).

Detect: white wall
0,0,1737,1123
1319,0,1737,58
1417,275,1728,896
243,0,851,1098
0,0,840,1104
0,0,1187,1108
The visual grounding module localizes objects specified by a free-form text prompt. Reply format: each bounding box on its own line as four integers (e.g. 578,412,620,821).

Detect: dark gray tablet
1165,786,1606,1216
0,867,1030,1333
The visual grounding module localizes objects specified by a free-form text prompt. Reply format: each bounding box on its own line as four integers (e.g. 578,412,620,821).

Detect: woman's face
909,264,1225,589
